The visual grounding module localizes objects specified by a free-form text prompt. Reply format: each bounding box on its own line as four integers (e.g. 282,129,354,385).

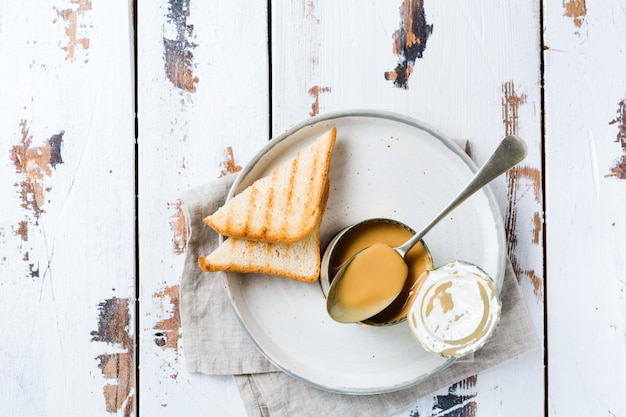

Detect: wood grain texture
0,0,135,415
137,0,268,415
544,0,626,416
13,0,626,415
271,1,543,416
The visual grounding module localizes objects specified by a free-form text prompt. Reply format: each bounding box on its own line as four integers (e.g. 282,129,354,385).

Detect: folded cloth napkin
180,143,538,417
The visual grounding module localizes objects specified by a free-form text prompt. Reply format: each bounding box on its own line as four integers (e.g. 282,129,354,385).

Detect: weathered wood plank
545,1,626,416
1,0,555,415
0,0,136,415
271,1,544,416
137,0,268,415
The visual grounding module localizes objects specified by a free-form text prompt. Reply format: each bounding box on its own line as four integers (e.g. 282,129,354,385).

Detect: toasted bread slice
198,226,322,282
203,127,336,243
199,181,330,282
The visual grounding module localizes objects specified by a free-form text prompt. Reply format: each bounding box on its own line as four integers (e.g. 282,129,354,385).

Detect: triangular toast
198,225,322,282
203,127,336,243
199,180,330,282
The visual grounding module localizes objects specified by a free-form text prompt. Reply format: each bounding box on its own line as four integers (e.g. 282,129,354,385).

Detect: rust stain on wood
507,164,542,299
153,285,181,379
305,0,316,16
153,285,181,352
10,121,64,221
385,0,433,89
304,0,320,22
220,146,242,177
164,0,199,92
563,0,586,28
168,201,187,255
91,297,135,416
502,81,543,300
608,99,626,178
532,211,542,245
607,156,626,178
9,122,63,279
502,81,527,137
308,85,331,117
29,262,39,278
17,250,39,278
54,0,92,61
508,165,541,203
527,269,542,299
14,221,28,241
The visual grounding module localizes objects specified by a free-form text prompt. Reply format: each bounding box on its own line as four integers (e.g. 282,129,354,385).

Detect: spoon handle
395,135,528,257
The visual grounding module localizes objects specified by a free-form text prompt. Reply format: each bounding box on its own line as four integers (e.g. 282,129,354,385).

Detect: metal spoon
324,135,528,323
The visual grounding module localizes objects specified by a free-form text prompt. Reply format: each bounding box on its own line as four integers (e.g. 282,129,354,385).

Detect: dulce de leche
329,220,433,325
333,243,408,321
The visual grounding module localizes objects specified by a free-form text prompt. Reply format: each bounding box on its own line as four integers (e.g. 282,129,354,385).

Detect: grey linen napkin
180,154,538,417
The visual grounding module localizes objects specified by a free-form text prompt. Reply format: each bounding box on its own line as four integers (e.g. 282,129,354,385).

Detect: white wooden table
1,1,624,416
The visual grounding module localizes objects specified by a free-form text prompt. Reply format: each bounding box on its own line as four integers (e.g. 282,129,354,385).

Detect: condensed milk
407,260,501,357
325,219,433,325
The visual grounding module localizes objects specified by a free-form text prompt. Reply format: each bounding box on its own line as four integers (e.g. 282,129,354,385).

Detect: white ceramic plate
224,110,506,395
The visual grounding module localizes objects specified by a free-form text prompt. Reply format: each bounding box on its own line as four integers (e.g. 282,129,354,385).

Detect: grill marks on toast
260,169,278,238
244,186,258,237
199,128,336,282
283,154,299,237
203,127,336,243
309,144,322,217
198,178,332,282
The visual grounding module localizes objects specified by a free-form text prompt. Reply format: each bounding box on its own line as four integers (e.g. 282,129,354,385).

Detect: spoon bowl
320,218,433,326
323,135,528,323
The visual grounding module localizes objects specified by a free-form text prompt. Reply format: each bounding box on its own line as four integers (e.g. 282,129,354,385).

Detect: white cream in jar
407,260,501,358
